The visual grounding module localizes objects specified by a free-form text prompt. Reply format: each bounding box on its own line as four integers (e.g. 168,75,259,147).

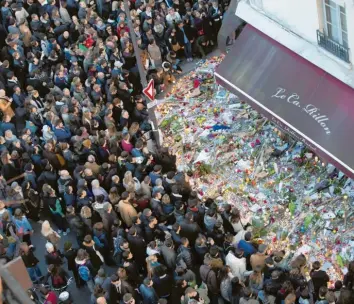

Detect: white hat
45,242,54,251
59,291,70,301
114,61,123,68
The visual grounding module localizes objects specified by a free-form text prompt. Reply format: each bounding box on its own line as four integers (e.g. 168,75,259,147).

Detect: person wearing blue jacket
0,115,16,136
131,141,145,158
238,231,257,271
13,208,33,245
149,165,162,186
139,278,159,304
53,121,72,142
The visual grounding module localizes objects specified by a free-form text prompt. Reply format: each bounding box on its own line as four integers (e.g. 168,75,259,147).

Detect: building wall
236,0,354,89
256,0,320,44
248,0,354,63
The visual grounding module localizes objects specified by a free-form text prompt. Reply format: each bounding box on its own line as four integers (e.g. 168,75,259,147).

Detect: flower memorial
155,57,354,286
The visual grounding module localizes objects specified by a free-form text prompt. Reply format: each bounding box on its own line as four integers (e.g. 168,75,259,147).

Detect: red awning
215,25,354,177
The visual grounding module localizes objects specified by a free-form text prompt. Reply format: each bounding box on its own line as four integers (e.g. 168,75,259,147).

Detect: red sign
143,79,155,102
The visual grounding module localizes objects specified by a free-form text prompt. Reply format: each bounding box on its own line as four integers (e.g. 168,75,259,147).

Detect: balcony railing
317,30,350,63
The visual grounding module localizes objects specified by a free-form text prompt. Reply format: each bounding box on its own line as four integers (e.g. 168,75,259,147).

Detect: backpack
78,264,91,282
52,274,65,287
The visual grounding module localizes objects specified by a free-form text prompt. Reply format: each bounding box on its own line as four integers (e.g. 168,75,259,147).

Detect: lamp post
123,0,160,147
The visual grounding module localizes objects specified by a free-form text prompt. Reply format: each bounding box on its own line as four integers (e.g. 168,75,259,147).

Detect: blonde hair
129,122,139,136
91,179,100,189
162,194,170,204
123,171,133,186
81,206,92,219
1,152,10,165
126,182,136,193
41,220,54,237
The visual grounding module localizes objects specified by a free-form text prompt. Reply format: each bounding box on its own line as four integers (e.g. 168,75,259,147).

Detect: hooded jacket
225,251,246,280
200,264,219,294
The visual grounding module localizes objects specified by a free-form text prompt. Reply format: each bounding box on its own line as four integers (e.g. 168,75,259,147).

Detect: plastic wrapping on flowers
154,57,354,285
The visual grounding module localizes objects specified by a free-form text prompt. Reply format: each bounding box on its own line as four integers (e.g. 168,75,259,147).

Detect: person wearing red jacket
41,288,58,304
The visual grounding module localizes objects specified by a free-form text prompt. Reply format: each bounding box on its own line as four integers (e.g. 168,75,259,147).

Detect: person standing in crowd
0,1,351,304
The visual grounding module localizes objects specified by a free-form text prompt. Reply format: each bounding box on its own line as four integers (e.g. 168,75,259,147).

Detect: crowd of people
0,0,353,303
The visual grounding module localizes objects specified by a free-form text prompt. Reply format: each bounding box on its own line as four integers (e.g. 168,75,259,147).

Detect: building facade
215,0,354,177
234,0,354,88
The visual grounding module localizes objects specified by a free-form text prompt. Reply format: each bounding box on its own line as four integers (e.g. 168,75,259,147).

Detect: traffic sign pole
123,0,160,148
143,79,155,102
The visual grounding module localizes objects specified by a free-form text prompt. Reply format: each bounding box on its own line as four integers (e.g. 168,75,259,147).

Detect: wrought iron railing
317,30,350,63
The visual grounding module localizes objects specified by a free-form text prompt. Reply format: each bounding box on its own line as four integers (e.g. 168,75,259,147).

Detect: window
323,0,348,47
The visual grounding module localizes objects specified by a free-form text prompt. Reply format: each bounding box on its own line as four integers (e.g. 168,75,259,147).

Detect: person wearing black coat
43,144,62,171
176,238,194,270
264,270,283,298
157,147,177,174
152,265,174,299
133,102,149,124
127,226,147,271
310,261,330,299
122,250,142,286
176,20,195,61
117,82,134,114
44,243,64,266
82,235,103,273
63,242,81,288
208,0,223,41
180,212,201,246
38,165,58,191
66,208,86,247
108,274,136,304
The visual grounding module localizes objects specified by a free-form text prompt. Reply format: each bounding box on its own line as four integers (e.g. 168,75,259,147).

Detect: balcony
317,30,350,63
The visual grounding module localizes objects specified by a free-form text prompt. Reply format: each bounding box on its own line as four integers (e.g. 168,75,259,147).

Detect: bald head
97,297,107,304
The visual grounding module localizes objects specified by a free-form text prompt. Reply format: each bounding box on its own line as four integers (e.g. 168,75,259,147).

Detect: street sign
143,79,155,102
